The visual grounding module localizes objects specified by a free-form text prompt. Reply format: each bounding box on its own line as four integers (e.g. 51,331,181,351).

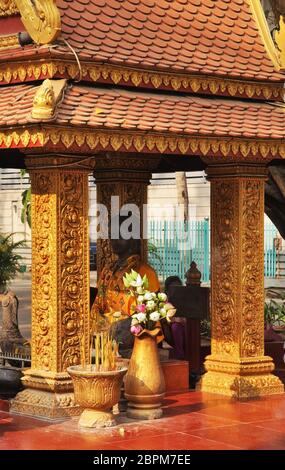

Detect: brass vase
67,365,127,428
124,328,165,420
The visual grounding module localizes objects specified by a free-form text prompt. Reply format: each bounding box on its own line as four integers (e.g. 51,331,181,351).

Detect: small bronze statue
0,290,30,356
185,261,202,287
0,291,30,398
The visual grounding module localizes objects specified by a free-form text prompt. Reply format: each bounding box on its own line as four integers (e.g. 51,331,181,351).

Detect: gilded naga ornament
32,79,67,120
15,0,61,44
32,79,55,120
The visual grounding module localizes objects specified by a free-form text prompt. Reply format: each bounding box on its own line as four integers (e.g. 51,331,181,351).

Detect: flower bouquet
123,270,176,420
123,270,176,336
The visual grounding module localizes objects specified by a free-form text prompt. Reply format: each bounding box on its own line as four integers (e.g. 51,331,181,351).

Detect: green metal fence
148,219,210,283
148,219,278,283
264,222,278,278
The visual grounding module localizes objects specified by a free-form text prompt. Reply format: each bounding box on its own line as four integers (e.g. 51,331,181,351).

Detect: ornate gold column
200,164,284,398
11,159,90,419
94,154,160,273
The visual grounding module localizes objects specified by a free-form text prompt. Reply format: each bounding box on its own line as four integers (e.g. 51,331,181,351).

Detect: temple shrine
0,0,285,421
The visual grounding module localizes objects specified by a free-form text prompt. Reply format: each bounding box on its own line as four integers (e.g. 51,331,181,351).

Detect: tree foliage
21,187,31,228
0,234,25,292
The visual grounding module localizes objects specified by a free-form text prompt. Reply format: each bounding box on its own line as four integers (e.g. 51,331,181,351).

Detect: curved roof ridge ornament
249,0,283,71
15,0,61,45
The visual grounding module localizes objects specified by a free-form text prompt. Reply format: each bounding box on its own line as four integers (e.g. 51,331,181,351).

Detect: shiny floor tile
1,391,285,450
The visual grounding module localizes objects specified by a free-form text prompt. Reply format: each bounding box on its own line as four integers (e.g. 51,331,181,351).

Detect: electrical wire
51,38,83,83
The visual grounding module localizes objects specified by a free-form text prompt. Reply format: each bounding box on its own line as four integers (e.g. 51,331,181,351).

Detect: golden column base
200,356,284,399
10,369,81,420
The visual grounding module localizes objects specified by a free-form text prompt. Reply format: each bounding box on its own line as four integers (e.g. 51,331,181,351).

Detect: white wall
148,171,210,220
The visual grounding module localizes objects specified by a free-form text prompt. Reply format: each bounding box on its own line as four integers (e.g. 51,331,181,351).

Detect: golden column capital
24,154,94,173
200,163,284,398
205,163,268,180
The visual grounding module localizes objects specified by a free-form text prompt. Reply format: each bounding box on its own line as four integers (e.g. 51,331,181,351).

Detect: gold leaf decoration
0,0,18,16
15,0,61,44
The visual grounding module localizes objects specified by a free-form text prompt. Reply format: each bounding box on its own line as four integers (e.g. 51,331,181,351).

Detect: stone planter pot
67,365,127,428
0,365,23,399
124,328,165,420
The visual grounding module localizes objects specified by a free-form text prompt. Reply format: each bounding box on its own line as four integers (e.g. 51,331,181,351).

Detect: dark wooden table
168,285,210,377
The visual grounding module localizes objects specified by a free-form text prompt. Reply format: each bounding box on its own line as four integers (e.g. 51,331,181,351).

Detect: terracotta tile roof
53,0,284,81
1,83,285,140
0,84,35,126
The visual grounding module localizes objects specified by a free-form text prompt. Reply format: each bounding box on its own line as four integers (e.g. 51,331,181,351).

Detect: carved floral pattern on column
31,170,89,373
31,172,56,371
241,179,264,357
211,180,238,357
123,183,148,262
60,172,89,370
96,178,149,273
96,182,117,275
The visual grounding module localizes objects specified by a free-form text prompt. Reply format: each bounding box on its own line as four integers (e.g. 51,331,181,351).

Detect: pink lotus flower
130,324,143,336
137,303,146,313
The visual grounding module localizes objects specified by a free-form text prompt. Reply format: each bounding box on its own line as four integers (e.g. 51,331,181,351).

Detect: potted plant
67,330,127,428
264,298,285,340
123,270,176,420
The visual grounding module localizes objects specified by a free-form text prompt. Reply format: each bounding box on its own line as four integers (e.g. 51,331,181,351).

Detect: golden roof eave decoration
1,127,285,164
31,78,67,120
0,0,18,17
0,60,283,101
0,35,19,49
15,0,61,44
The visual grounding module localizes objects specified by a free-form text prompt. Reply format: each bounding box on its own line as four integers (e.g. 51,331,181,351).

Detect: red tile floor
1,391,285,450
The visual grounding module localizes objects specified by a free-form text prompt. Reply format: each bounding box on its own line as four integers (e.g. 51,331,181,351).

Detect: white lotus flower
150,311,160,322
165,302,175,311
146,300,156,310
137,313,146,322
130,273,143,288
144,292,153,301
166,308,176,320
158,292,167,302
